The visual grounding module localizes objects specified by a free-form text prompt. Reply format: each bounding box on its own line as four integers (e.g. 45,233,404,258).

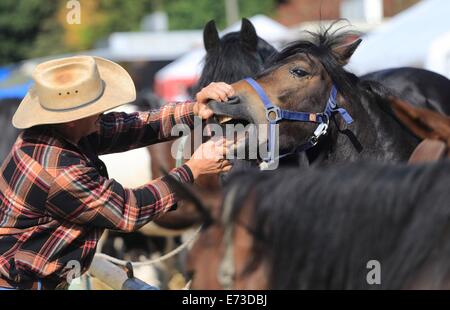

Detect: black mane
225,160,450,289
193,31,277,95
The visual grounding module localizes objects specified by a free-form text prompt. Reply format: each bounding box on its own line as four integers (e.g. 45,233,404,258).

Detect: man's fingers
217,85,235,99
223,85,235,97
209,83,234,101
215,89,229,102
222,160,232,166
216,82,234,94
204,91,227,102
221,164,233,172
208,93,223,102
197,82,235,104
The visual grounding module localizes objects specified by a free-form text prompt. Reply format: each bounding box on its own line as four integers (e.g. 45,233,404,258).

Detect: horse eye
290,68,309,78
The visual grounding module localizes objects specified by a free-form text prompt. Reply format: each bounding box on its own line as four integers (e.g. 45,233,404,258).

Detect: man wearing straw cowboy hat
0,55,234,290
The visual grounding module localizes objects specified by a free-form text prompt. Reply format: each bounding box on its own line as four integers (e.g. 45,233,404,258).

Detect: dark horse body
362,67,450,115
186,160,450,289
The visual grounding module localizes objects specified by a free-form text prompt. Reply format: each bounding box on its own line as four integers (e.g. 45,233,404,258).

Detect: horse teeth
218,116,233,124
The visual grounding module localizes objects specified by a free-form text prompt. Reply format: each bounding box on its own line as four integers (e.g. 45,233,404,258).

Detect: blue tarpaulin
0,66,32,100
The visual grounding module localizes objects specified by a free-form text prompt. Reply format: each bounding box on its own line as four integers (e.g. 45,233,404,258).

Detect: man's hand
193,82,235,119
185,138,234,179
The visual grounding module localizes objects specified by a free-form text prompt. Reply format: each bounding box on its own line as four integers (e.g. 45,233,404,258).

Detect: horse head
209,27,363,162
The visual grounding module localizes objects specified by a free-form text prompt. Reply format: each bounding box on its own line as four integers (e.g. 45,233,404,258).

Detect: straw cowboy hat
12,56,136,129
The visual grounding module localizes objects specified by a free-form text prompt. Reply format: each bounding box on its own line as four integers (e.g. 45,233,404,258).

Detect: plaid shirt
0,102,195,288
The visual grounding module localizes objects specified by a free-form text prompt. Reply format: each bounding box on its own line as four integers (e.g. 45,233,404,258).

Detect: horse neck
321,91,419,164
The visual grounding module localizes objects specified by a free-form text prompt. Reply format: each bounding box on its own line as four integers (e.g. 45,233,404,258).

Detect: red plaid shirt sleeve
46,163,193,232
94,101,196,155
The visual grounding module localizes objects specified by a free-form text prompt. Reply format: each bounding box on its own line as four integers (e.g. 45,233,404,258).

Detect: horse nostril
227,96,240,105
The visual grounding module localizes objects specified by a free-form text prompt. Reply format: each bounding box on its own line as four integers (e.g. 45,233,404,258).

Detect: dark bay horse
210,27,425,167
183,160,450,289
151,18,277,229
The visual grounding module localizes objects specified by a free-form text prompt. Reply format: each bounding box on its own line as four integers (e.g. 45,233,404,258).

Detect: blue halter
244,77,354,165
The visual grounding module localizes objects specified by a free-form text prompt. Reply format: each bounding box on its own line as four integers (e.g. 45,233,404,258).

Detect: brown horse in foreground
179,157,450,289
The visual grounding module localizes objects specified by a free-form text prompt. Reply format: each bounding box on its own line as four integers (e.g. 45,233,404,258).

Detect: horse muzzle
207,96,262,126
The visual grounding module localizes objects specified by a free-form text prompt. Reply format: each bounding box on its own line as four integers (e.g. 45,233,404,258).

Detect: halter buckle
310,123,329,146
265,106,282,123
314,122,329,137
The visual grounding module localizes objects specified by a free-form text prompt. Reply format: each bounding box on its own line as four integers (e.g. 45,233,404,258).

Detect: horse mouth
216,115,233,124
215,116,251,128
207,96,254,126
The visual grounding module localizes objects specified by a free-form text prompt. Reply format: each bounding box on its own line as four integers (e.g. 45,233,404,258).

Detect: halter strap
325,86,354,124
244,77,353,166
245,77,326,124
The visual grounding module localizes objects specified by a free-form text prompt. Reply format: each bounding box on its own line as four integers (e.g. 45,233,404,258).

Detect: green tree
0,0,65,65
0,0,277,65
162,0,276,30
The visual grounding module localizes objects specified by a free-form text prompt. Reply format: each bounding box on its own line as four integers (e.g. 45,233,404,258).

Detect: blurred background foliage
0,0,275,65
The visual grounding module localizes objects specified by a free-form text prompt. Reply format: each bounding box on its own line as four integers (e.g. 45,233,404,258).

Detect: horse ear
334,38,362,65
203,20,220,52
240,18,258,52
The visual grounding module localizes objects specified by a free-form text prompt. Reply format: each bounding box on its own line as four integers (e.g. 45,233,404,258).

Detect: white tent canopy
347,0,450,76
155,15,289,84
425,31,450,78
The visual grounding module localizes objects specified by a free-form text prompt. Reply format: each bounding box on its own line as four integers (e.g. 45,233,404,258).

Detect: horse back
362,67,450,115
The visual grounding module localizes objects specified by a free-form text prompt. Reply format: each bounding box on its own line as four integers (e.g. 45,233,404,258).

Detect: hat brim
12,57,136,129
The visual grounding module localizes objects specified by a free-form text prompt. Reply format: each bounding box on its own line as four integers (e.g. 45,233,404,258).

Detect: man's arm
92,101,196,155
46,163,194,232
91,82,235,155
